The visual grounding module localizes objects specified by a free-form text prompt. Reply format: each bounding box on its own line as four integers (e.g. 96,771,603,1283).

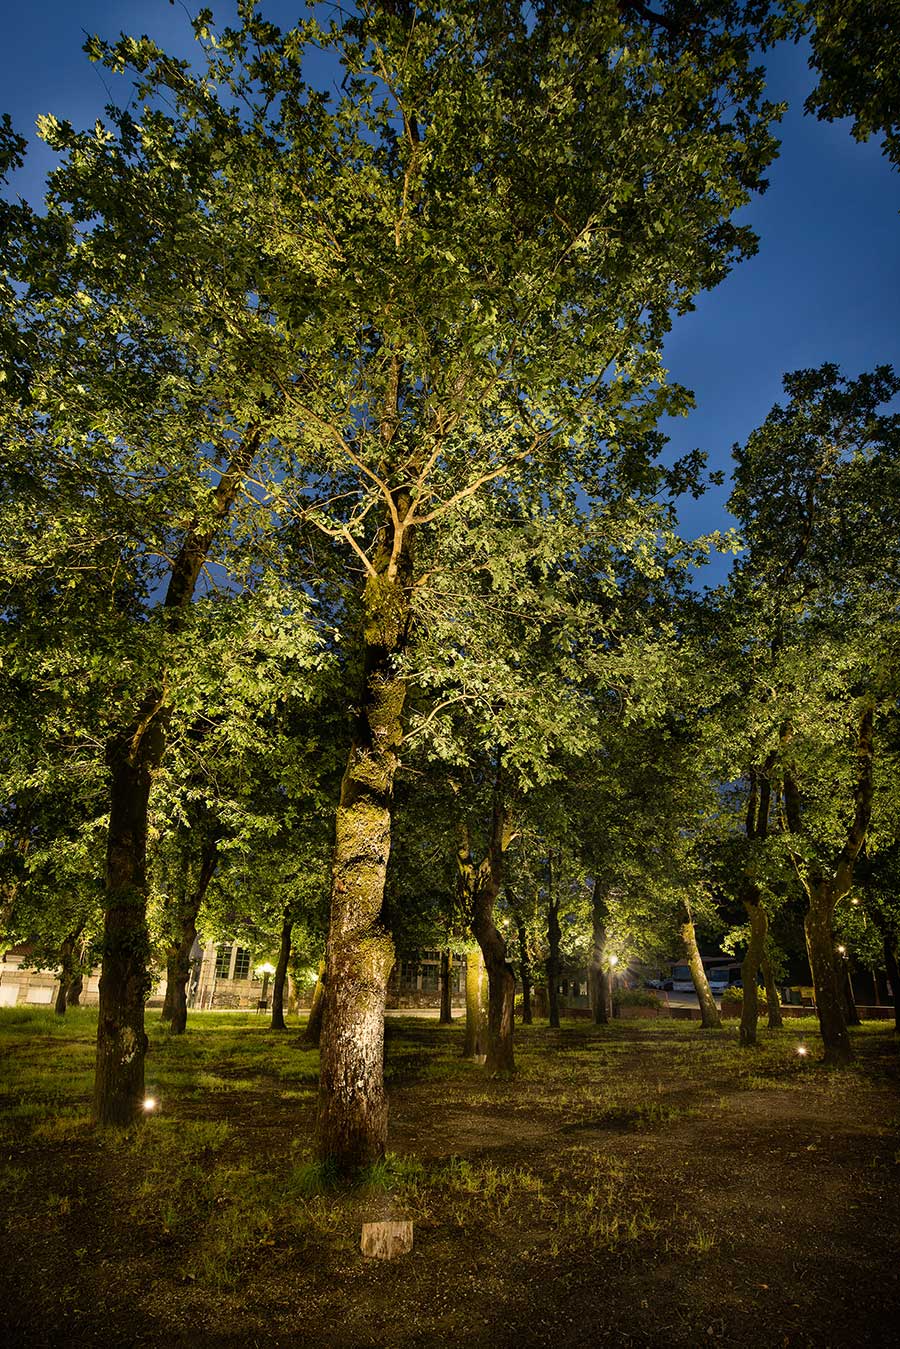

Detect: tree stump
360,1220,413,1259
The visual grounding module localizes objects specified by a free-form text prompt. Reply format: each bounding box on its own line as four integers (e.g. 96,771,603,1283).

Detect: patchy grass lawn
1,1008,898,1347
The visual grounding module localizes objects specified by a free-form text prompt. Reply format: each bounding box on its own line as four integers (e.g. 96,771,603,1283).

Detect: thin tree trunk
463,947,488,1058
270,914,293,1031
517,916,533,1025
838,955,861,1026
167,838,218,1037
739,898,767,1047
884,938,900,1033
67,973,83,1007
546,894,561,1029
438,949,453,1024
762,954,783,1028
678,900,720,1029
303,964,326,1047
588,880,611,1026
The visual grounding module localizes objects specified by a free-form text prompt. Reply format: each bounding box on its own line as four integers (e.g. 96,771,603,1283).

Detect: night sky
3,2,899,582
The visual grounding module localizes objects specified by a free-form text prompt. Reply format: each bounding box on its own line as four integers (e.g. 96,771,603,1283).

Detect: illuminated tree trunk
67,973,83,1007
762,954,783,1029
463,947,488,1058
302,964,326,1048
516,915,533,1025
785,707,873,1065
54,925,83,1017
678,900,720,1029
588,881,611,1026
317,532,411,1171
459,799,516,1073
739,897,767,1048
271,913,293,1031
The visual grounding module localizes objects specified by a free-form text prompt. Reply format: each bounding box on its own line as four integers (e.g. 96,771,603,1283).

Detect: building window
215,946,231,980
233,948,251,981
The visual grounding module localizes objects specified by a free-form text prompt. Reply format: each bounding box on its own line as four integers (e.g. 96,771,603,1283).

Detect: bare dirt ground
1,1011,898,1349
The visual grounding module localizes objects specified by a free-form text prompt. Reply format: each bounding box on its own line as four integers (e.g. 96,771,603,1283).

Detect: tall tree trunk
761,954,783,1028
95,744,154,1125
784,708,872,1065
463,947,488,1058
270,913,293,1031
67,973,83,1007
546,898,562,1030
302,964,326,1048
838,954,861,1026
94,435,257,1125
678,900,720,1029
167,837,218,1037
804,894,852,1065
317,521,411,1171
588,881,611,1026
458,798,516,1073
739,897,767,1047
517,918,533,1025
438,949,453,1024
885,938,900,1033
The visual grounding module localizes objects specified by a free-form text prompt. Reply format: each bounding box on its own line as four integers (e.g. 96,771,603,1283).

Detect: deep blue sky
3,3,899,583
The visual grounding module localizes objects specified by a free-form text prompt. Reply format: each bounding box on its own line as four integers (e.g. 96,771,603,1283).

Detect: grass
1,1006,898,1344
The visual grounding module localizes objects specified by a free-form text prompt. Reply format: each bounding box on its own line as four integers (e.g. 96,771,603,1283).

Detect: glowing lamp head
258,962,276,975
796,1045,807,1058
143,1096,157,1111
837,945,846,956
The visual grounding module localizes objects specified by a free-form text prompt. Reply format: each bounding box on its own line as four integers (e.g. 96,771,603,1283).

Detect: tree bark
761,954,783,1029
517,917,533,1025
317,516,412,1171
302,964,326,1047
54,925,83,1017
94,433,258,1125
805,895,852,1064
588,881,611,1026
678,900,720,1028
270,913,293,1031
67,973,83,1007
838,955,860,1026
783,707,873,1064
546,901,561,1030
739,898,767,1047
885,938,900,1033
462,798,516,1073
165,836,218,1037
95,744,154,1125
438,948,453,1024
463,947,488,1058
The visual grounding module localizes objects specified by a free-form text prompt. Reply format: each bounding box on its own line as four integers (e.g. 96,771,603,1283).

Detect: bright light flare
837,945,846,955
143,1096,157,1111
608,954,619,967
796,1045,808,1058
